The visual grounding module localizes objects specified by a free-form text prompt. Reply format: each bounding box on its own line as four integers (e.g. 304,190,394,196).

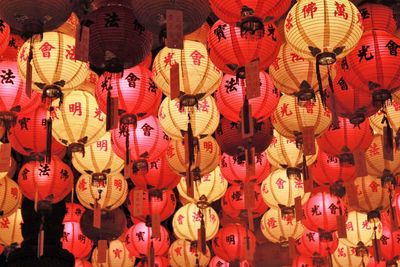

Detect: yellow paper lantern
260,207,305,244
76,173,128,211
52,90,107,152
0,177,22,218
172,203,219,241
284,0,363,64
331,240,367,267
158,96,220,140
177,167,228,205
369,101,400,135
153,40,222,100
271,94,332,140
169,239,211,267
166,135,221,178
72,132,124,175
91,240,135,267
17,31,89,93
261,168,310,211
0,209,23,247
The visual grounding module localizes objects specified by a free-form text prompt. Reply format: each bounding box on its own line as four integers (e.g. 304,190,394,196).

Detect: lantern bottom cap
316,52,336,65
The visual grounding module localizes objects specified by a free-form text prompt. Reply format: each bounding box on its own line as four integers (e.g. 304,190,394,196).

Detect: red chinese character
303,2,317,18
202,173,211,182
368,142,380,156
198,99,210,112
392,101,400,111
271,57,281,71
78,179,87,192
69,102,82,116
346,221,354,231
19,47,28,61
294,179,303,189
286,13,293,31
280,103,293,117
39,42,56,58
50,106,60,120
114,179,122,191
304,100,315,114
158,107,167,119
113,248,122,259
285,214,294,225
166,145,175,158
270,136,277,147
177,214,184,225
164,52,176,67
96,140,108,151
203,141,213,153
210,214,216,224
10,187,18,199
190,50,204,66
0,218,10,228
267,217,277,228
94,108,104,121
334,1,348,19
369,181,379,192
65,45,76,60
337,248,346,257
175,247,183,256
361,220,371,229
192,211,202,222
291,53,304,62
276,178,286,189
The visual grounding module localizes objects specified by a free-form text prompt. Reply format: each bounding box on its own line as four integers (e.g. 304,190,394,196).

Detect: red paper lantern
291,255,315,267
127,188,176,222
74,259,92,267
215,117,273,156
88,1,152,72
18,156,73,203
136,256,170,267
96,65,162,118
0,34,24,61
62,221,93,259
64,202,85,223
215,71,280,122
296,229,339,257
209,256,250,267
125,221,170,258
379,224,400,262
212,224,256,263
358,3,397,34
0,20,11,57
130,153,180,190
221,184,267,218
219,152,271,185
208,20,281,76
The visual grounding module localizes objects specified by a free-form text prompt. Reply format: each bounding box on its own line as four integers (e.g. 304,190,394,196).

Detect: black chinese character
311,205,322,216
360,8,370,19
60,169,69,181
141,123,154,136
125,73,140,88
21,168,30,180
231,191,242,201
104,12,120,27
214,24,227,42
337,77,348,91
226,234,236,245
38,163,51,176
358,45,374,62
0,69,15,84
225,78,238,94
18,117,30,130
328,203,338,214
306,231,315,242
267,24,277,42
148,79,157,94
136,231,145,242
386,40,400,56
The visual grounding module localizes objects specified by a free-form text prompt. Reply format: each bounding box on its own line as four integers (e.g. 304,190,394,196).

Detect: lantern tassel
327,251,333,267
26,40,33,99
148,241,155,267
327,65,340,130
37,216,45,258
389,187,399,230
316,59,326,108
106,83,112,131
373,221,381,263
198,211,206,255
241,96,254,139
382,114,394,161
302,154,309,181
395,129,400,150
45,107,53,163
125,126,130,164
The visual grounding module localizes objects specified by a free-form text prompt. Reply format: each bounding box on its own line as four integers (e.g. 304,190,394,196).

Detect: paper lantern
75,259,92,267
270,42,332,100
169,239,211,267
266,130,318,172
166,135,220,177
297,230,339,258
271,94,332,140
173,203,219,241
127,188,176,222
358,3,397,34
136,256,170,267
212,223,256,262
284,0,363,63
338,30,400,106
379,224,400,262
260,207,305,244
302,188,347,233
18,32,89,93
88,2,152,72
0,18,10,56
0,209,23,247
177,167,227,205
0,156,16,181
219,151,271,185
221,184,267,218
111,115,168,165
215,117,273,156
291,255,315,267
184,22,210,44
62,221,93,259
215,71,280,122
125,221,170,258
91,240,135,267
72,132,124,176
95,65,162,118
130,153,180,190
51,90,107,152
331,240,366,267
369,101,400,136
76,173,127,211
208,20,281,75
261,168,310,211
158,96,219,140
64,202,85,223
0,177,22,218
54,12,79,37
0,34,24,61
153,40,222,99
209,256,250,267
18,156,73,203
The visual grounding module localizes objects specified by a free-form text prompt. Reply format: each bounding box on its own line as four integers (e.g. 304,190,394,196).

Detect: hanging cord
327,65,340,130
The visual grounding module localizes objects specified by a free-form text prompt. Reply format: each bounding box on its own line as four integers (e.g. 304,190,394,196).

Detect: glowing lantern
76,173,128,211
339,30,400,106
302,188,347,234
291,256,315,267
208,20,281,76
379,225,400,262
166,135,220,178
271,94,332,141
212,224,256,263
62,221,93,259
358,3,397,34
88,2,152,72
72,132,124,176
369,101,400,136
0,209,23,247
18,156,73,203
284,0,363,64
0,34,24,61
261,168,310,212
130,153,180,190
169,239,211,267
127,189,176,222
219,152,271,185
75,259,92,267
297,230,339,258
0,177,22,218
270,43,332,100
158,96,219,140
177,167,228,205
55,12,79,37
215,71,279,122
91,240,135,267
64,202,85,223
215,117,273,156
221,184,267,218
125,222,170,257
260,207,305,244
153,40,222,100
136,256,170,267
95,65,162,119
331,240,366,267
209,256,250,267
0,18,10,56
51,90,107,153
173,203,219,241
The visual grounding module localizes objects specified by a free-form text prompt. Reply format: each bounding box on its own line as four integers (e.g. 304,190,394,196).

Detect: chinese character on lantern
291,53,304,63
225,78,238,94
386,40,400,56
114,179,122,191
303,2,317,19
125,72,140,88
280,103,293,117
164,52,176,67
368,143,380,156
39,42,56,58
226,235,236,245
0,69,15,84
39,163,51,176
141,123,154,136
65,45,76,60
104,12,120,27
60,169,69,181
177,214,184,225
18,117,30,130
113,248,122,258
190,50,204,65
203,141,213,153
198,99,210,112
358,45,374,62
275,178,286,189
286,13,293,31
334,1,348,19
136,231,145,242
267,217,278,229
69,102,83,116
267,24,277,42
96,140,108,151
214,24,227,41
78,179,87,191
311,205,322,216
